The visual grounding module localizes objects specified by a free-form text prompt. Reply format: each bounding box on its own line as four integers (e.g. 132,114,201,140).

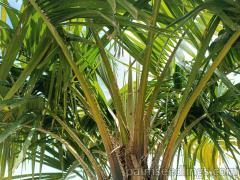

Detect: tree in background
0,0,240,179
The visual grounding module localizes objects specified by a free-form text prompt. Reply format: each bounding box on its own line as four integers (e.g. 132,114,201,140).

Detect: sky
8,0,22,9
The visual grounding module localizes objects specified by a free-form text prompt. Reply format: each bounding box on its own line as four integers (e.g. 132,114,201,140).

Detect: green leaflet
0,113,34,144
12,128,35,172
4,34,52,99
107,0,116,13
0,5,32,81
116,0,138,19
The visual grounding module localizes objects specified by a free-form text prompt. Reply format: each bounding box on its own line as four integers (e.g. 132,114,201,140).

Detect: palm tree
0,0,240,179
